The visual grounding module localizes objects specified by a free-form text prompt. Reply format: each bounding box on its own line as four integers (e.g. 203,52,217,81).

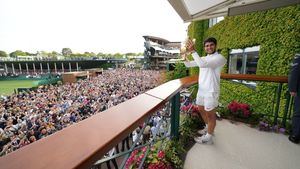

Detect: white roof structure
168,0,299,22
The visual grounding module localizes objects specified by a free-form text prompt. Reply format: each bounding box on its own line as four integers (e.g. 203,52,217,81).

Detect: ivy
187,5,300,119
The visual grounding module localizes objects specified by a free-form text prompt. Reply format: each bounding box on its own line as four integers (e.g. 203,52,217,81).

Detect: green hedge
187,20,209,75
187,5,300,119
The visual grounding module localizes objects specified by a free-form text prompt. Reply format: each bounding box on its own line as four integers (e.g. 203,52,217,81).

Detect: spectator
0,68,161,156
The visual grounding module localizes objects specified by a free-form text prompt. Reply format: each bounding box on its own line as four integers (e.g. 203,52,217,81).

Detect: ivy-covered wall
187,20,209,75
188,5,300,118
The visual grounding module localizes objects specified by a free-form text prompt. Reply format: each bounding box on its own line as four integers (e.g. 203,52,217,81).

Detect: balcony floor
184,119,300,169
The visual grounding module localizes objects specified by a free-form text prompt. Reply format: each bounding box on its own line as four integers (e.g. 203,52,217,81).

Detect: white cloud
0,0,188,54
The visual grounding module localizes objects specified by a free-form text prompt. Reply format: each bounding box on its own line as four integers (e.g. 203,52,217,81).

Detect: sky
0,0,188,54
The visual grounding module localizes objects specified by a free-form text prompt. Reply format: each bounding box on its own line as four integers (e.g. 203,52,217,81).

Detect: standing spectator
288,54,300,144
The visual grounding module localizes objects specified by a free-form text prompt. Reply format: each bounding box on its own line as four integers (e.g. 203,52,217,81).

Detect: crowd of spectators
0,73,19,77
0,68,162,156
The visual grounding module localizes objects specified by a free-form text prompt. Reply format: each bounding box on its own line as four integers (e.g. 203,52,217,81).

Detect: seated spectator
0,68,161,156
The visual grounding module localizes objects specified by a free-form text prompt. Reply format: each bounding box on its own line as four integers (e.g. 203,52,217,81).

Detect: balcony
0,74,299,169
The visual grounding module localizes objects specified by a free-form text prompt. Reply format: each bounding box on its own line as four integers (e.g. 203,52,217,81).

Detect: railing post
288,97,294,119
171,92,180,139
282,91,291,127
274,83,283,124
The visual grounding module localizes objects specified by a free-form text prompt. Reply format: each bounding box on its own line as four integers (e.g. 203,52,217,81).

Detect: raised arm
191,52,226,68
183,61,198,68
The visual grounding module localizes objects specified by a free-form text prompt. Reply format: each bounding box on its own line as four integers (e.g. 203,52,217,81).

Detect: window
209,16,224,27
228,46,260,75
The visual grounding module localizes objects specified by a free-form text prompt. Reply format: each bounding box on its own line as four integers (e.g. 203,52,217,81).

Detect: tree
62,48,72,57
70,53,82,58
48,51,59,58
25,52,36,56
90,52,96,57
40,51,48,57
9,50,26,58
0,50,7,57
113,53,122,58
97,52,104,57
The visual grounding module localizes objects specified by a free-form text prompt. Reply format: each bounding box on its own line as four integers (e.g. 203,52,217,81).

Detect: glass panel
209,16,224,27
217,16,224,22
245,51,259,74
229,46,259,75
209,18,213,27
229,52,243,74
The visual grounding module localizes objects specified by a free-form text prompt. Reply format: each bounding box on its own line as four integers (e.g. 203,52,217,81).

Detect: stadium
0,1,300,169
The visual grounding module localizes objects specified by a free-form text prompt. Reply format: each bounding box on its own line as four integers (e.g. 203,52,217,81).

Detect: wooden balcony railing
0,74,288,169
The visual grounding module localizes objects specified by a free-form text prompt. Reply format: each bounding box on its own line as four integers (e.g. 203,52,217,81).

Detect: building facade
143,36,180,69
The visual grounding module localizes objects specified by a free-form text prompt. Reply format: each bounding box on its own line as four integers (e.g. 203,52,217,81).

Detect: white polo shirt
187,52,226,97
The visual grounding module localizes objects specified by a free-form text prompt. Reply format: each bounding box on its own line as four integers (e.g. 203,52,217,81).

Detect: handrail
221,73,288,83
0,74,287,169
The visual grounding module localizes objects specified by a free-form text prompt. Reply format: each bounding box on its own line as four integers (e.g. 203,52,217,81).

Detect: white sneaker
194,135,213,144
197,127,207,135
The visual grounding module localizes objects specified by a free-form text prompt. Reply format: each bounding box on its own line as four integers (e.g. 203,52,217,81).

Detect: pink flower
132,150,139,155
157,150,165,159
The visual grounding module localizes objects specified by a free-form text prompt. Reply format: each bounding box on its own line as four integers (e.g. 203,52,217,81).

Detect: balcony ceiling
167,0,300,22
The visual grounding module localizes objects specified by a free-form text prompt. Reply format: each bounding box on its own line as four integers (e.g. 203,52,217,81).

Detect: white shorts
196,92,219,112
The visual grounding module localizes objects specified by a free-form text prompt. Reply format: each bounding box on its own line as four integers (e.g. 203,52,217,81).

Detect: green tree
0,50,7,57
40,51,48,57
25,52,36,56
83,52,96,57
48,51,59,58
70,53,82,58
62,48,72,57
166,62,188,81
97,52,104,57
113,53,122,58
9,50,27,58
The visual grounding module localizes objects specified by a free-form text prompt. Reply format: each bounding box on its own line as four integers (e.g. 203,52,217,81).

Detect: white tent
168,0,299,22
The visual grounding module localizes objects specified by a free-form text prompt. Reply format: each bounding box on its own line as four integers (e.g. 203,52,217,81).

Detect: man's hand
186,39,196,53
290,92,297,96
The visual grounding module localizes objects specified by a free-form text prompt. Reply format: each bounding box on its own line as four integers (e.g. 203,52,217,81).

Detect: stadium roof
167,0,300,22
143,36,170,43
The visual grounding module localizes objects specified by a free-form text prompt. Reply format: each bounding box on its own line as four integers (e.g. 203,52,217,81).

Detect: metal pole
33,63,36,74
76,62,79,71
171,92,180,139
12,63,15,74
19,63,22,74
54,63,57,73
274,83,283,124
40,63,43,73
4,63,8,73
69,62,71,72
47,63,50,73
26,63,29,74
61,63,64,72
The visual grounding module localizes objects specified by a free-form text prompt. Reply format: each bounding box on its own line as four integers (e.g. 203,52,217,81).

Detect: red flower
228,101,252,118
157,150,165,159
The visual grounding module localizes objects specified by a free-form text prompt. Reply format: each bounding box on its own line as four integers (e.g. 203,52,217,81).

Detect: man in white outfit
185,37,226,144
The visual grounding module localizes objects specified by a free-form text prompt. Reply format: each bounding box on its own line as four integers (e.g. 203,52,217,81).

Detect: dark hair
203,37,217,46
